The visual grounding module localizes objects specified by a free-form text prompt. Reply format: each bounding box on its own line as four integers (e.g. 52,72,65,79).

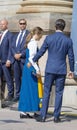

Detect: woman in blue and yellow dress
18,27,43,118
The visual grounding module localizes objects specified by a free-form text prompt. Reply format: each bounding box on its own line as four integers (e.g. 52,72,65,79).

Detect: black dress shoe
54,117,61,123
4,96,13,101
12,97,19,102
27,114,33,118
1,103,9,108
20,113,28,119
20,113,33,119
35,115,45,122
1,100,13,108
33,113,39,118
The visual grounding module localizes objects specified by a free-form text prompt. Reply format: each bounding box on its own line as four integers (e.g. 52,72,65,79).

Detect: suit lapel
0,31,8,45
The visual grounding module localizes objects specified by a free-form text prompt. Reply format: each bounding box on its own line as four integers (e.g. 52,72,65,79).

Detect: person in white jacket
18,27,43,118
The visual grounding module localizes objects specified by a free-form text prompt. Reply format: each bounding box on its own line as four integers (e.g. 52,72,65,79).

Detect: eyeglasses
19,23,26,25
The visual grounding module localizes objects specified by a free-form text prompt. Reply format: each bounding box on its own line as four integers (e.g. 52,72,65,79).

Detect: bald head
0,19,8,31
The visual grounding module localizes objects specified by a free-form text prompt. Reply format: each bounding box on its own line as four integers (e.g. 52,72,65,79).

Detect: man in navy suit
0,19,14,101
33,19,74,122
11,19,29,102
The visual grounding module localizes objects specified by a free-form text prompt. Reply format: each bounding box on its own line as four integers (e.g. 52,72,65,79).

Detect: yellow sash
38,76,43,108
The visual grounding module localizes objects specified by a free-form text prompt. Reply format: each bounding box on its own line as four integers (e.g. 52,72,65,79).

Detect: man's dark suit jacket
33,32,74,74
11,30,29,64
0,31,13,64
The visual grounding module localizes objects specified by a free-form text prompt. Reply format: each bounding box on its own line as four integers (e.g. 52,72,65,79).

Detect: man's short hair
55,19,66,31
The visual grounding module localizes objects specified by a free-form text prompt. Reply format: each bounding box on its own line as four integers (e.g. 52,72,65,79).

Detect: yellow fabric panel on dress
38,76,43,108
38,76,43,98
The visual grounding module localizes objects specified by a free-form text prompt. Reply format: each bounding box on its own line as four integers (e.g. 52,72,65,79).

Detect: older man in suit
11,19,29,102
33,19,74,122
0,19,14,101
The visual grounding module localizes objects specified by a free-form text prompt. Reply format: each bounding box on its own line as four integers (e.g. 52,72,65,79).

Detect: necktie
17,31,23,47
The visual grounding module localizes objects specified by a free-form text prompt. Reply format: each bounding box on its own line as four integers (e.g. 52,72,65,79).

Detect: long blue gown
18,48,40,112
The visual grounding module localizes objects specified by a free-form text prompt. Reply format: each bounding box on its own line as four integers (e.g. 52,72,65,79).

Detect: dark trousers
40,73,66,118
13,60,24,98
0,64,5,99
2,64,14,97
0,76,5,99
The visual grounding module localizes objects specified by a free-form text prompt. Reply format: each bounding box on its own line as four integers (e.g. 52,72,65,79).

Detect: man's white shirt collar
0,29,8,45
16,30,26,46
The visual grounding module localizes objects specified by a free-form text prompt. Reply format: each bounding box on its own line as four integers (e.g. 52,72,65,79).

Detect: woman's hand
27,62,32,68
36,71,41,78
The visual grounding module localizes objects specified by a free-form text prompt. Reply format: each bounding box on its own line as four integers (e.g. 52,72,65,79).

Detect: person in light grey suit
33,19,74,122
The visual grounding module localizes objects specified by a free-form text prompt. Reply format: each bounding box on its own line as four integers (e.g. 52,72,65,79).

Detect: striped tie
17,31,23,47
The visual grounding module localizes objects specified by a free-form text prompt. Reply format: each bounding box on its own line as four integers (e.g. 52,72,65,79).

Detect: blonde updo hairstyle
24,26,43,48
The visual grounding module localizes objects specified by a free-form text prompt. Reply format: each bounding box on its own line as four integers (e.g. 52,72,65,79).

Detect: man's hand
14,53,21,60
6,60,11,67
68,72,74,79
